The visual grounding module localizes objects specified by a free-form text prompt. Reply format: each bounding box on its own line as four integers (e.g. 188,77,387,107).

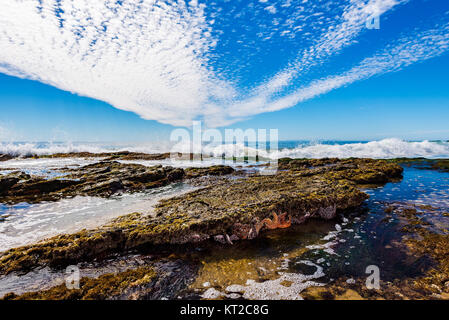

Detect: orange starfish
278,212,292,228
256,212,291,233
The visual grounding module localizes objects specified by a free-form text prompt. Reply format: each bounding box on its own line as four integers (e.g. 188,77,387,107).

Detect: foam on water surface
1,139,449,160
0,183,195,251
0,157,101,178
224,262,325,300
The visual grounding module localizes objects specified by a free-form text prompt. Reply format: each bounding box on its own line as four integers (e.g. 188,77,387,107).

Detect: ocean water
3,138,446,179
1,138,449,159
1,139,449,298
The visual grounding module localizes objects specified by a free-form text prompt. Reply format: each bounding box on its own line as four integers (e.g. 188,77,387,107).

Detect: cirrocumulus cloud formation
0,0,448,127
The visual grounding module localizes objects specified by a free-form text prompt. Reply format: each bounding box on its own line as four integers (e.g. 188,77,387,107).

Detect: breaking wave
0,138,448,159
272,139,449,159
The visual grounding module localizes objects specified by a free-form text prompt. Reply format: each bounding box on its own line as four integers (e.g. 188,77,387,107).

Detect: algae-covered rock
2,259,198,300
279,158,403,184
390,158,449,173
0,177,20,195
184,165,234,178
429,160,449,172
0,171,32,195
0,161,234,204
0,158,403,275
0,154,13,162
27,151,205,161
2,267,157,300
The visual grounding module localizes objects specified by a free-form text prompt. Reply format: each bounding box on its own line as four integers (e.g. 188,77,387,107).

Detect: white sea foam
1,139,449,160
0,183,195,251
272,139,449,159
224,261,325,300
0,142,111,157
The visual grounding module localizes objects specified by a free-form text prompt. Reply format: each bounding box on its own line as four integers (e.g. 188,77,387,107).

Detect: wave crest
272,139,449,159
0,139,448,159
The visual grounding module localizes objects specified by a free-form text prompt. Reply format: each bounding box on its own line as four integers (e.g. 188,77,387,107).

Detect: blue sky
1,0,449,142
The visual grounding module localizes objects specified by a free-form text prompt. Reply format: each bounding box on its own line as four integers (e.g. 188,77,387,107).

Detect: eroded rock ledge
0,151,201,161
0,161,234,204
0,158,402,276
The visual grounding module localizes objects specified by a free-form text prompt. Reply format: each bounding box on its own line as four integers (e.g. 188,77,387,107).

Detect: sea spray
1,139,449,159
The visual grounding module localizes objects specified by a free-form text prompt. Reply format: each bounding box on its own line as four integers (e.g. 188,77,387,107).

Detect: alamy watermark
65,265,80,290
169,121,279,175
365,265,380,290
366,11,381,30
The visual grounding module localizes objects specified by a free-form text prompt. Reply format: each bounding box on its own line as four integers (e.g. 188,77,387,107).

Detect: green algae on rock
2,267,157,300
0,158,403,276
2,259,199,300
279,158,403,184
302,202,449,300
389,158,449,173
0,161,234,204
9,151,207,162
184,165,235,178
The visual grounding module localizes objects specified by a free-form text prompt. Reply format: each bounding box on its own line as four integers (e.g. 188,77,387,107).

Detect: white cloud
245,0,407,100
0,0,232,126
265,5,277,14
0,0,448,128
229,22,449,118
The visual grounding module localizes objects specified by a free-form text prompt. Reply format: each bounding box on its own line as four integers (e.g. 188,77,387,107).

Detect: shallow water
0,254,157,297
186,166,449,299
0,157,100,178
0,183,196,251
0,165,448,299
0,156,262,179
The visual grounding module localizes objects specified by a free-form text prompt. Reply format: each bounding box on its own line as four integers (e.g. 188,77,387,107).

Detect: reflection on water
188,166,449,299
188,220,336,300
364,166,449,208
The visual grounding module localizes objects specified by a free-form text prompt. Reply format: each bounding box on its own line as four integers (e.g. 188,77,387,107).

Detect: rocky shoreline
0,160,234,204
0,158,401,284
2,155,448,300
0,151,191,162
